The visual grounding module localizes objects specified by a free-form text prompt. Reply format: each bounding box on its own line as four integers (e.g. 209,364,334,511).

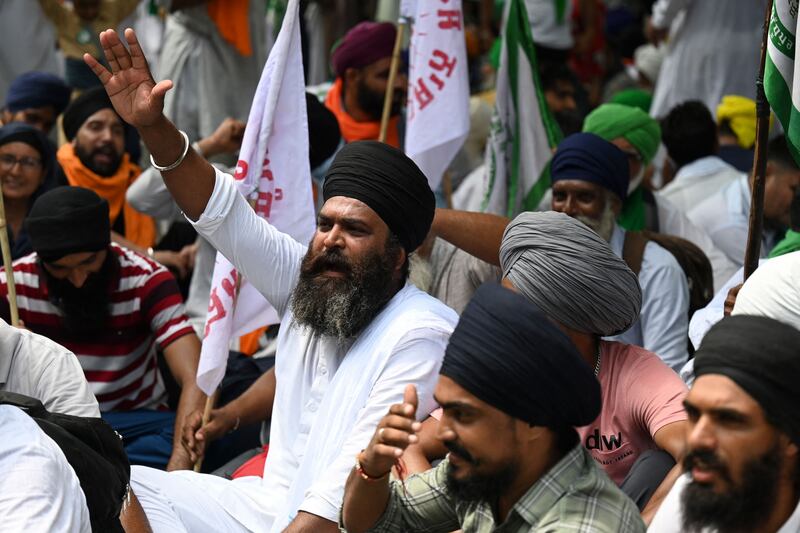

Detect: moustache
92,144,118,158
304,249,354,277
684,448,731,483
445,440,477,465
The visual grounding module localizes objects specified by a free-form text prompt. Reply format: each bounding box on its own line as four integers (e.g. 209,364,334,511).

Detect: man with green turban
583,103,738,290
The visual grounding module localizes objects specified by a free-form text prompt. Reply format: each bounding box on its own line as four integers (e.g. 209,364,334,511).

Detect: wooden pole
0,193,19,326
193,391,217,472
743,0,775,281
379,21,406,143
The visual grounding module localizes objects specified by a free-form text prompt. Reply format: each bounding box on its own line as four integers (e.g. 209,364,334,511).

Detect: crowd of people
1,1,799,532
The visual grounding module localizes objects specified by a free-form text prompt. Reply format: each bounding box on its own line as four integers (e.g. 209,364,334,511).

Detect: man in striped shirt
0,186,204,471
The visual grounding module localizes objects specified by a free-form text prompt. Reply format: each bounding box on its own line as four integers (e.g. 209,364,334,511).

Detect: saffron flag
403,0,470,190
765,1,800,165
481,0,561,216
197,0,315,396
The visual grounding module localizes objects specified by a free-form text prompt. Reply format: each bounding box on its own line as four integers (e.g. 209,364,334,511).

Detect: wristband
150,129,190,172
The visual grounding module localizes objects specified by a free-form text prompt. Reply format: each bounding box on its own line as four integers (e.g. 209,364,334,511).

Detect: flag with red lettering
403,0,470,189
197,0,315,396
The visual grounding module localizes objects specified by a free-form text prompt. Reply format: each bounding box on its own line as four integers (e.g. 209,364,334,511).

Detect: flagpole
0,193,19,326
743,0,775,281
379,20,406,143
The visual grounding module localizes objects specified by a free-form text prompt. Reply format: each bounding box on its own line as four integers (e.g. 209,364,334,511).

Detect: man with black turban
341,284,645,532
88,28,457,533
650,315,800,533
549,132,690,371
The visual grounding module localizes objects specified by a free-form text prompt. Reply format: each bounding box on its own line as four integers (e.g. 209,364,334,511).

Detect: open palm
84,29,173,128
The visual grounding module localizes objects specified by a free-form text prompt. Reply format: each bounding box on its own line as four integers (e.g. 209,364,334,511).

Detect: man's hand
199,118,246,158
724,283,744,316
84,28,173,128
358,385,421,479
645,17,668,44
166,446,194,471
153,249,191,279
181,406,238,464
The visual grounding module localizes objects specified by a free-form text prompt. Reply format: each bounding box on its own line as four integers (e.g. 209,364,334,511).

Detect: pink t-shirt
577,341,688,485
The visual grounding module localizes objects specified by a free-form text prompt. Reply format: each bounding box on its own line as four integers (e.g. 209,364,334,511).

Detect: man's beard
356,78,403,121
74,141,122,177
408,253,433,293
290,242,400,341
43,251,116,335
444,439,517,504
681,442,783,533
575,201,617,242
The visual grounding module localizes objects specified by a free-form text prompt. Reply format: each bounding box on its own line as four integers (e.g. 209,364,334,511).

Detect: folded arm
431,209,510,266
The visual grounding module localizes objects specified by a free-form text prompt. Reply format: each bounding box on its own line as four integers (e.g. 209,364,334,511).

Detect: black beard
444,454,517,505
74,141,122,177
43,251,116,335
356,77,403,121
290,244,398,341
681,443,783,533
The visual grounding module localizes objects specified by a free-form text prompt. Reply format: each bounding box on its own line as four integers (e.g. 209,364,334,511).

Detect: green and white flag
766,1,800,164
481,0,562,216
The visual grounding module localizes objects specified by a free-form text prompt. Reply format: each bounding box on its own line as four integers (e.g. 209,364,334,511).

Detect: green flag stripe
770,4,796,59
765,54,800,166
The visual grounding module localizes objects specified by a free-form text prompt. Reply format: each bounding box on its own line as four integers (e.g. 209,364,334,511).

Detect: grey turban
499,211,642,336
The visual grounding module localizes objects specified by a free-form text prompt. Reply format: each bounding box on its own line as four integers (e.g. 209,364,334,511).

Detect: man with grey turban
418,209,688,521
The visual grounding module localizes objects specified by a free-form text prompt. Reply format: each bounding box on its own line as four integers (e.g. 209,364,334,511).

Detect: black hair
553,426,580,454
661,100,718,169
767,135,800,171
387,232,410,281
539,62,577,93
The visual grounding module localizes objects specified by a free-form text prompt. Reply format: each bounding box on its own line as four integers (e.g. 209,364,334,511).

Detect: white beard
408,253,434,293
575,201,617,242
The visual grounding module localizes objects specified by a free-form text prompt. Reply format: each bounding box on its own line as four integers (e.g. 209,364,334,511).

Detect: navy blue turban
440,283,601,428
323,141,435,253
5,72,71,115
551,132,630,201
695,315,800,445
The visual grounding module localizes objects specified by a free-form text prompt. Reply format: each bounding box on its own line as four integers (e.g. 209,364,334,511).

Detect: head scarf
0,122,57,193
695,315,800,445
583,103,661,164
440,283,601,428
5,72,71,115
500,211,641,336
331,22,397,77
323,141,434,252
551,133,630,201
717,95,758,149
25,186,110,262
610,89,653,113
733,251,800,330
633,44,665,85
62,86,117,141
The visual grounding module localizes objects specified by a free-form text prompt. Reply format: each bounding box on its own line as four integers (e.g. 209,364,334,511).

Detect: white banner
197,0,315,396
404,0,470,190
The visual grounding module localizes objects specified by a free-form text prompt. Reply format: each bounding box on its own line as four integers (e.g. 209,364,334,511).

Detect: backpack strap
622,231,648,276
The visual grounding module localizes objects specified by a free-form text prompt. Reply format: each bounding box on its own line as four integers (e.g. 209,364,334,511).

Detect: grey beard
575,202,617,242
408,253,433,294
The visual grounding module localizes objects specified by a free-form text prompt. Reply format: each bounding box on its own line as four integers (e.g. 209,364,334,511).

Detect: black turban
551,132,630,201
25,186,110,262
306,92,341,170
440,283,601,428
323,141,435,252
695,315,800,445
62,86,117,141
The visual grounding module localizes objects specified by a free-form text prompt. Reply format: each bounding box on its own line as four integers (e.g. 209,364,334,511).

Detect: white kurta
131,170,457,532
658,156,744,215
649,0,766,119
0,405,91,533
606,224,690,371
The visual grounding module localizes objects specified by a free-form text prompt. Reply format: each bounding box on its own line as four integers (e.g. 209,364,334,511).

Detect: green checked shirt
343,445,645,533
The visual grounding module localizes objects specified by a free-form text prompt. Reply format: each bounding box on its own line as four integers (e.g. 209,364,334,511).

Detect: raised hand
358,385,421,479
84,28,173,128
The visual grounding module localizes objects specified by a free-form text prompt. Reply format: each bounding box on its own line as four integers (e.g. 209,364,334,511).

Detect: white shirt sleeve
297,330,450,523
0,406,91,533
651,0,693,29
188,167,308,316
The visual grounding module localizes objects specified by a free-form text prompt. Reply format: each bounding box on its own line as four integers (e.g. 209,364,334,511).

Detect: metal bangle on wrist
150,129,190,172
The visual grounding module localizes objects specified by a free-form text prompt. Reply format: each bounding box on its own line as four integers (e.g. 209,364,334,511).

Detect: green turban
610,89,653,113
583,103,661,164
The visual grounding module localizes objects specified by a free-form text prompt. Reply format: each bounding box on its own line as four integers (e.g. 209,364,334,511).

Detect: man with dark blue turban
550,132,690,371
341,284,645,533
1,72,71,135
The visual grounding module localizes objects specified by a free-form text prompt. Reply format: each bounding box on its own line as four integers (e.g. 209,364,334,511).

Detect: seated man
549,132,689,369
1,71,71,134
0,187,204,470
92,28,456,531
0,318,98,418
649,315,800,532
341,284,645,533
424,210,687,519
688,136,800,269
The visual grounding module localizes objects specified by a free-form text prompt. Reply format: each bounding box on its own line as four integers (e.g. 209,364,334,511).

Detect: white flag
197,0,315,396
404,0,470,190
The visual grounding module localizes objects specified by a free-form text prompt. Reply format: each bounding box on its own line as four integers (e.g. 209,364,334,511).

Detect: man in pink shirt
409,209,687,522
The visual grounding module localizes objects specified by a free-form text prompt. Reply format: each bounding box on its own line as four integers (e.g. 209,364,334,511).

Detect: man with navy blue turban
550,132,690,371
1,72,71,135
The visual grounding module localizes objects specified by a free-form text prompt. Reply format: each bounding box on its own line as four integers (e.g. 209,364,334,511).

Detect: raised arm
84,28,214,221
431,209,510,266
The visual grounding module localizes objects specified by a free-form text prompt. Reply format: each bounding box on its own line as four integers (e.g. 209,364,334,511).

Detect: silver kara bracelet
150,129,190,172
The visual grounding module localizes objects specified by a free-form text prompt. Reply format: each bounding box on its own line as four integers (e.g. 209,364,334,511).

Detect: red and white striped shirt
0,244,194,412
